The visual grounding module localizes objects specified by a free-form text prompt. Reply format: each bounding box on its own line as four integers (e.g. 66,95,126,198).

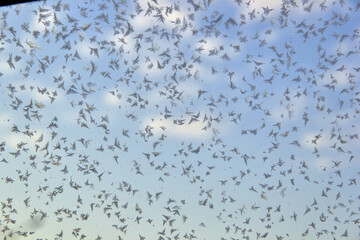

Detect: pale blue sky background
0,0,360,239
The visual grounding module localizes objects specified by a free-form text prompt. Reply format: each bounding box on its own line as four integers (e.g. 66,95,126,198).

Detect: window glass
0,0,359,239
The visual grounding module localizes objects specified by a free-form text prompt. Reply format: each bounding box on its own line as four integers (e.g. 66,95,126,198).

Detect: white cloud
6,127,49,149
141,116,210,139
162,6,187,29
301,131,331,149
169,120,210,139
6,134,23,150
255,0,283,10
198,37,223,56
262,28,280,44
76,41,98,60
131,0,187,30
238,0,283,16
328,68,350,87
192,64,218,83
137,60,164,78
311,156,332,171
177,81,200,98
15,80,62,105
131,13,155,32
268,93,306,122
103,89,124,107
29,13,47,32
289,1,323,17
0,58,17,75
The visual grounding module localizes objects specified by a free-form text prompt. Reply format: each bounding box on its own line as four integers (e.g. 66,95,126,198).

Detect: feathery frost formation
0,0,360,239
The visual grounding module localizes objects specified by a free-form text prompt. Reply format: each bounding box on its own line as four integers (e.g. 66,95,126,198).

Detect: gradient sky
0,0,360,239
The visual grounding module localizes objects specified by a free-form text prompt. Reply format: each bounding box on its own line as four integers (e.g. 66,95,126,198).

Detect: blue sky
0,0,360,239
